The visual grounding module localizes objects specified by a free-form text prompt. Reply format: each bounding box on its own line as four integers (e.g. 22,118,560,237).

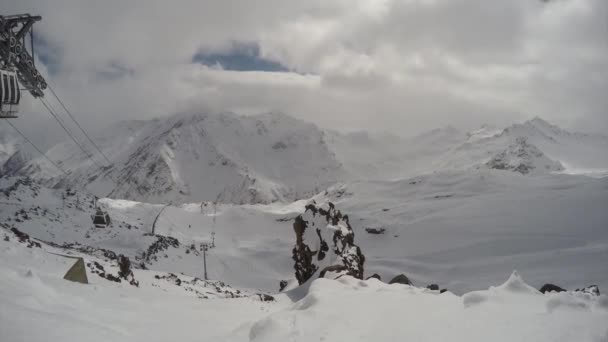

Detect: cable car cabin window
9,75,16,104
0,73,3,104
2,74,8,103
15,76,20,104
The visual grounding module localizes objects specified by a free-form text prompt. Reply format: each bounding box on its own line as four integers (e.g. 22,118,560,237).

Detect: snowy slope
3,168,608,295
1,237,607,342
4,112,343,204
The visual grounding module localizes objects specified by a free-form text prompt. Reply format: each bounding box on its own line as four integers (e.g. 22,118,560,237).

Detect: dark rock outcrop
366,273,382,281
292,201,365,285
575,285,600,296
389,274,413,286
539,283,566,294
364,227,386,235
426,284,439,291
279,280,288,292
117,255,139,287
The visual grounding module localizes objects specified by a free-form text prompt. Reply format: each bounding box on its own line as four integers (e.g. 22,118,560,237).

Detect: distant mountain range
2,113,607,204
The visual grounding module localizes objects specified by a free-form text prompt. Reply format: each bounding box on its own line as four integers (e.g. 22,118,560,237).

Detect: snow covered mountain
3,112,343,204
2,113,608,341
4,114,606,205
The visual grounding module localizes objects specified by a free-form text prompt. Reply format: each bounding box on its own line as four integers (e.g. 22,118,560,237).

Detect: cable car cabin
92,209,111,228
0,69,21,118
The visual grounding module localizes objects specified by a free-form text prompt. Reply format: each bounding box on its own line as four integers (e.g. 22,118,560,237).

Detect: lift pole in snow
202,244,208,280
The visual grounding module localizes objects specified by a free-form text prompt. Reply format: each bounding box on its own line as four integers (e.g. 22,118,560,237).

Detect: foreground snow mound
292,201,365,285
485,137,564,174
252,275,608,342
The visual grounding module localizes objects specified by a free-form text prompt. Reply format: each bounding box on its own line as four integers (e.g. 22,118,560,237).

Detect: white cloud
6,0,608,137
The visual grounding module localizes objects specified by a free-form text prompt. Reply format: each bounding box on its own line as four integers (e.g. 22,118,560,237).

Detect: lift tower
0,14,47,118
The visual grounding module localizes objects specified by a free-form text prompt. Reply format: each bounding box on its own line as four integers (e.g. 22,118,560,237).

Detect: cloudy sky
6,0,608,136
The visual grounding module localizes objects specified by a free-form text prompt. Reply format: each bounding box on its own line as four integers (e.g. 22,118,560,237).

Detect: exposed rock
366,273,381,281
426,284,439,291
279,280,288,292
291,201,365,285
117,255,139,287
389,274,413,286
575,285,600,296
257,294,275,302
364,227,386,235
539,283,566,294
142,234,180,262
9,227,41,248
440,289,448,294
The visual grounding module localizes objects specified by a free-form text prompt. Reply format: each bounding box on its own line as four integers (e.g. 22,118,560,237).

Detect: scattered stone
389,274,413,286
426,284,439,291
257,293,275,302
9,227,41,248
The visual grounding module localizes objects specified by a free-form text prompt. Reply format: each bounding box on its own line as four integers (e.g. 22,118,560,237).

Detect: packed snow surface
1,238,607,342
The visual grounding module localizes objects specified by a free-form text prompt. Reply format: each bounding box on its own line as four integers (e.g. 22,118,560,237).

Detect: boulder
292,201,365,285
539,283,566,294
389,274,413,286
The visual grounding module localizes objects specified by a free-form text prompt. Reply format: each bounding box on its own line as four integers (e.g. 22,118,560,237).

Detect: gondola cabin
92,209,111,228
0,69,21,118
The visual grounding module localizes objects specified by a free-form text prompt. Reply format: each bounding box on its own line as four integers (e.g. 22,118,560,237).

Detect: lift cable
3,119,69,176
46,84,113,166
39,97,105,170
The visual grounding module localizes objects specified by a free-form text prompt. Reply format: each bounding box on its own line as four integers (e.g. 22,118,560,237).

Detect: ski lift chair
0,69,21,118
92,209,111,228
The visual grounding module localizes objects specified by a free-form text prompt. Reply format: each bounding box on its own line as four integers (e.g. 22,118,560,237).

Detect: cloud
6,0,608,138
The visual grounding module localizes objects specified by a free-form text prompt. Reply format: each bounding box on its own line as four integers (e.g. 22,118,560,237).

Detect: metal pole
203,245,208,280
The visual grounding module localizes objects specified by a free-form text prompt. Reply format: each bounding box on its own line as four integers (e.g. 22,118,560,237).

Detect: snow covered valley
1,114,608,341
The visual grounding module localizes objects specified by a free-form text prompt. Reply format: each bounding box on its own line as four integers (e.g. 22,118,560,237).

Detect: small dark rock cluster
539,283,600,296
117,255,139,287
87,261,121,283
9,227,41,248
364,227,386,235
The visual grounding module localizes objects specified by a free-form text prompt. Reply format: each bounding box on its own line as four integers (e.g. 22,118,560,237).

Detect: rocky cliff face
292,201,365,285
